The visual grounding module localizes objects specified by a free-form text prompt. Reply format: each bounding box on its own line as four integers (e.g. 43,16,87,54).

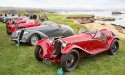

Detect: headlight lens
62,41,67,47
48,38,53,44
16,31,21,37
23,31,28,36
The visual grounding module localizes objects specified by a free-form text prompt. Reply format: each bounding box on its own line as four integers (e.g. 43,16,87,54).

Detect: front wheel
108,39,119,55
29,34,41,45
6,28,11,35
60,49,80,72
34,46,43,61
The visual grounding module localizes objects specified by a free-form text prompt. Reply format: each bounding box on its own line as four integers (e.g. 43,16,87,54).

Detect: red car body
6,18,26,27
7,19,41,34
34,29,119,72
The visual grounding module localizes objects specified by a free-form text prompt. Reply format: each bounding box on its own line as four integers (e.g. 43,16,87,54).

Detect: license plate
43,59,51,65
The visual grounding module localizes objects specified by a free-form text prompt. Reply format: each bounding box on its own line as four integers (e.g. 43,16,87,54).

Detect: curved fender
36,38,53,57
26,31,48,42
106,37,119,50
61,44,92,54
35,38,46,46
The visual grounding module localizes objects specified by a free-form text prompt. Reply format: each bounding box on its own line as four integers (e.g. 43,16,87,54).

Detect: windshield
42,21,60,28
42,21,55,25
26,20,37,23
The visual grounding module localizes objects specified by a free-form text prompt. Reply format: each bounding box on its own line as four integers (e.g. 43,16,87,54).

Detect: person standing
39,12,48,22
5,13,7,17
30,15,32,19
32,13,37,20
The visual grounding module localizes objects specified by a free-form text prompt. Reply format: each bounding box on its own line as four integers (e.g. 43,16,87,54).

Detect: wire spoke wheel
34,46,43,61
111,42,118,54
30,34,40,45
108,39,119,55
66,53,75,68
60,49,80,72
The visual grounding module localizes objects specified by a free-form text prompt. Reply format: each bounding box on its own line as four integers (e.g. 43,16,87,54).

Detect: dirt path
82,23,125,38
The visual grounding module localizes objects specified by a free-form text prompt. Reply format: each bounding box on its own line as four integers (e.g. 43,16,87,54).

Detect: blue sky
0,0,125,9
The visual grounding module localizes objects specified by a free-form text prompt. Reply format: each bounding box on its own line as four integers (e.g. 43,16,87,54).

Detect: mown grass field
0,14,125,75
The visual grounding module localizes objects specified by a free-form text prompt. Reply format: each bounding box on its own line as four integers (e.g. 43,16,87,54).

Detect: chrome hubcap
112,43,118,54
31,36,38,45
66,54,75,68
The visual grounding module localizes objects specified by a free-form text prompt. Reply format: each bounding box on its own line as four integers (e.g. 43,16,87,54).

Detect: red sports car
6,19,41,35
6,18,26,28
34,29,119,72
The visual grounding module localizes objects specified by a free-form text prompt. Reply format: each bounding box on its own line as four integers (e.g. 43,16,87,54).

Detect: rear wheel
6,23,8,28
29,34,41,45
60,49,80,72
34,46,43,61
108,39,119,55
6,28,11,35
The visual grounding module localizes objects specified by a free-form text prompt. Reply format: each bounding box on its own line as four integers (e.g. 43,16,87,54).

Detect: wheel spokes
112,43,118,53
31,36,38,45
66,54,75,68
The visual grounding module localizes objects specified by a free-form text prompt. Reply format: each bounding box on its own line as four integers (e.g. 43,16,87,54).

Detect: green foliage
47,13,83,31
0,14,125,75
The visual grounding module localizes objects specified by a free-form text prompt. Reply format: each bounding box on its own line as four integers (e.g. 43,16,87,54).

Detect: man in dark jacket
5,13,7,17
32,13,37,20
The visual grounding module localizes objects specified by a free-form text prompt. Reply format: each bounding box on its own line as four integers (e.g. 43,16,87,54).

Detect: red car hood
61,33,92,44
15,20,26,23
18,23,32,26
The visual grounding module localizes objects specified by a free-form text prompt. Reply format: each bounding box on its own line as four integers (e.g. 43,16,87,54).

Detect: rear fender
106,37,119,50
61,44,91,54
36,38,53,57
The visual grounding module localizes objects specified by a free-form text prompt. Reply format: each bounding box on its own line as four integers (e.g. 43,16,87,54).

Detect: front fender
61,44,91,54
36,38,53,58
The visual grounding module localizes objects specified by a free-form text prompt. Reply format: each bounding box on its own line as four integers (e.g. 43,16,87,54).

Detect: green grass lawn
0,14,125,75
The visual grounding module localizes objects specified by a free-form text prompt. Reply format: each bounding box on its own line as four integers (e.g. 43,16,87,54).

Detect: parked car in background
0,16,5,22
3,16,20,23
7,19,41,35
6,17,26,28
11,21,74,45
34,29,119,72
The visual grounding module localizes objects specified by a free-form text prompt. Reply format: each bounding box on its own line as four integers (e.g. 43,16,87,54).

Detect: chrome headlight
62,41,67,47
23,31,28,36
48,38,54,44
16,31,21,37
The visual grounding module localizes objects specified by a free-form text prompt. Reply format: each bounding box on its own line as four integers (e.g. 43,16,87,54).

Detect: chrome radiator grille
19,30,24,40
53,39,62,56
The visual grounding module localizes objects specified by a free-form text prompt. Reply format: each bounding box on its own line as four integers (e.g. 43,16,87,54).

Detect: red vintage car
34,29,119,72
6,19,41,35
6,18,26,28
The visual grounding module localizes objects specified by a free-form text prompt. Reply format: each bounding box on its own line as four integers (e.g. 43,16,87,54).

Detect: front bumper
11,29,29,43
11,38,27,43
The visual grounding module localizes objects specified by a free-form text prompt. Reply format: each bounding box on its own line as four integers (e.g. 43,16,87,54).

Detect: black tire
6,23,8,28
60,49,80,72
108,39,119,55
6,28,11,35
34,46,43,61
29,34,41,46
